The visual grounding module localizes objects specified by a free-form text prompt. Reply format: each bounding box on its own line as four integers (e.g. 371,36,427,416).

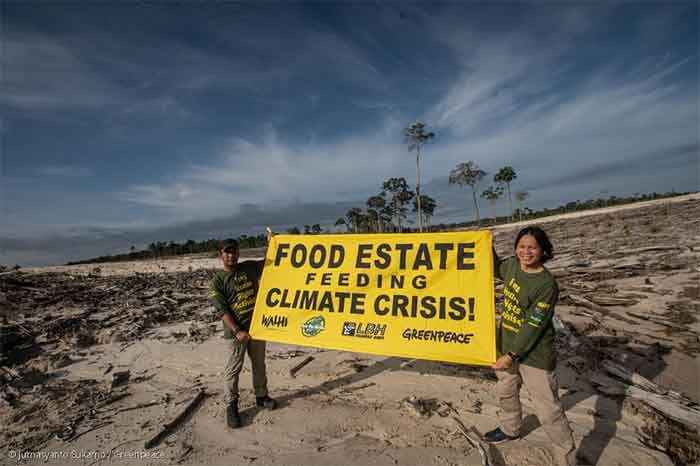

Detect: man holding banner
210,238,277,429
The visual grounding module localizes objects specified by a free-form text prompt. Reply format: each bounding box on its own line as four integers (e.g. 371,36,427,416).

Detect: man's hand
492,354,514,370
265,227,275,244
235,330,251,343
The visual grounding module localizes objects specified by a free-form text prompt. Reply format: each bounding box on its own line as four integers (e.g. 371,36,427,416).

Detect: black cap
219,238,239,251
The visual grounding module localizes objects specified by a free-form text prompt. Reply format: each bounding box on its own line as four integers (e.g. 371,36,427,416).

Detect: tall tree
366,208,379,233
345,207,363,233
412,195,437,230
334,218,349,232
515,191,530,222
404,122,435,232
481,185,504,224
494,166,517,222
448,161,487,226
367,195,387,233
382,177,414,232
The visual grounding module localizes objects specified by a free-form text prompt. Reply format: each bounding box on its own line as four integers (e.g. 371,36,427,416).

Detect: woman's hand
492,354,513,370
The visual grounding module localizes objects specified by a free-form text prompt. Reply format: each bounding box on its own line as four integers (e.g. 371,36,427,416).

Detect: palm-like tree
367,195,387,233
366,209,379,233
334,218,349,232
345,207,363,233
413,195,437,230
404,122,435,233
494,166,517,222
448,161,487,226
481,185,504,224
382,177,414,232
515,191,530,222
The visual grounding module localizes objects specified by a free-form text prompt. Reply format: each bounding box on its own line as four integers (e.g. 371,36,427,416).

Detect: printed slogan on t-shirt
250,232,496,365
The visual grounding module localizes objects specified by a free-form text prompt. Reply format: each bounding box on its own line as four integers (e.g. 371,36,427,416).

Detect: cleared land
2,193,698,466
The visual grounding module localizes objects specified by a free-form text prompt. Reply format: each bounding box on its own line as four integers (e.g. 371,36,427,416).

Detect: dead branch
451,415,491,466
115,400,162,414
66,421,113,442
144,388,206,450
289,356,314,378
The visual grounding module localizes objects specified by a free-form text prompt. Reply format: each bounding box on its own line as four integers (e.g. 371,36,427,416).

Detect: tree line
68,121,692,264
66,234,267,265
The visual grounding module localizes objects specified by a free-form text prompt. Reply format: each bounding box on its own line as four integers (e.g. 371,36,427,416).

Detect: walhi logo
262,314,288,328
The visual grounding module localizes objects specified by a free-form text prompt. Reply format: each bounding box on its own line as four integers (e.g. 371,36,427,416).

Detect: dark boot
256,395,277,410
226,401,241,428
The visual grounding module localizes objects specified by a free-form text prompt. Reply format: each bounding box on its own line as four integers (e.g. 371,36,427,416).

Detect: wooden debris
66,421,113,442
625,311,688,331
590,372,700,429
175,443,194,464
144,388,207,450
587,295,639,306
289,355,314,378
402,396,429,417
451,415,491,466
115,400,162,414
110,370,130,389
617,246,681,255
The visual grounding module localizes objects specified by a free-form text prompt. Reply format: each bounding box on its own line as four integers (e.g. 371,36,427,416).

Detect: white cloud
118,117,412,217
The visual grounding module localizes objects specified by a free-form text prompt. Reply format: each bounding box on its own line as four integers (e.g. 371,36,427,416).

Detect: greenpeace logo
261,314,288,328
342,322,386,340
402,328,473,344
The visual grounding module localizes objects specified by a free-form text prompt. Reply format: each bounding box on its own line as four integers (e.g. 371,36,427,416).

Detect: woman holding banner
485,226,576,466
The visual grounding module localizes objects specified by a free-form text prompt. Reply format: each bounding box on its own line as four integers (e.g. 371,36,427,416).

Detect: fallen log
565,293,610,315
617,246,681,255
625,311,688,332
590,372,700,430
588,295,639,306
144,388,206,450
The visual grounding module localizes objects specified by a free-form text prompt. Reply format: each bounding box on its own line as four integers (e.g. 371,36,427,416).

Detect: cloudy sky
2,2,698,266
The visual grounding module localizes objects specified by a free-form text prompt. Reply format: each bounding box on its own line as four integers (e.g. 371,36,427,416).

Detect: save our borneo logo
301,315,326,337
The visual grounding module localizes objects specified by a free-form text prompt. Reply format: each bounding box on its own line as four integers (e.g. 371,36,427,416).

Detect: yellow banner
250,231,496,366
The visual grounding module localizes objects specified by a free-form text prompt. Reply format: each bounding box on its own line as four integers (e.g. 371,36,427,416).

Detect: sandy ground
4,194,699,466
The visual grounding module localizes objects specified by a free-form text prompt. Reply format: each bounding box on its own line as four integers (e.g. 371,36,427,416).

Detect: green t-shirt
209,260,264,338
495,256,559,370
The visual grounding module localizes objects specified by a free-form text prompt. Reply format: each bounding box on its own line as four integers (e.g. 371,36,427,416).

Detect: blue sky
1,2,698,266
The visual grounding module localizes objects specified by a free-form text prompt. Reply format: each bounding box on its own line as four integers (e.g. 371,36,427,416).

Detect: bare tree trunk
471,188,481,226
506,182,513,222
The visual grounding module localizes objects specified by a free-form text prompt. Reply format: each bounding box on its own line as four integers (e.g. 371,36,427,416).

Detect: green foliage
382,177,415,232
404,122,435,152
495,166,517,221
449,161,486,225
413,194,437,229
494,166,517,184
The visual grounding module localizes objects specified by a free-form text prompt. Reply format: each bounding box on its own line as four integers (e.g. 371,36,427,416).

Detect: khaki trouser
495,361,574,453
223,337,268,404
